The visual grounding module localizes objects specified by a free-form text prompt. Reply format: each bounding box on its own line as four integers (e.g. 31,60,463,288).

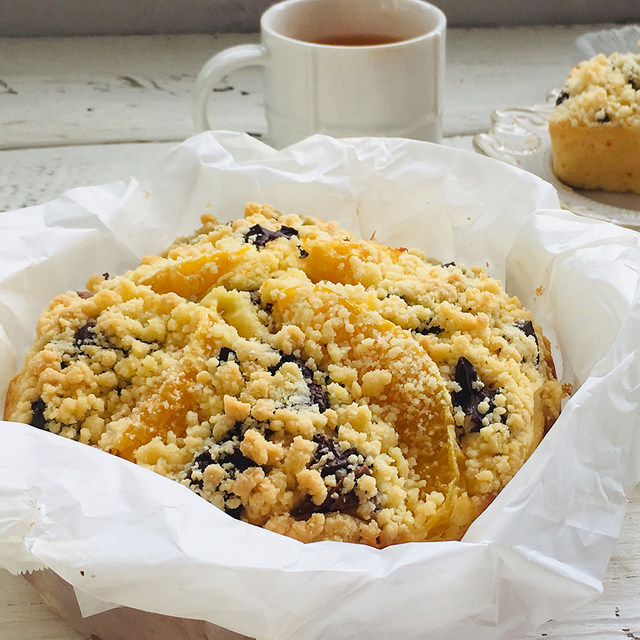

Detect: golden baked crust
4,203,564,547
549,51,640,194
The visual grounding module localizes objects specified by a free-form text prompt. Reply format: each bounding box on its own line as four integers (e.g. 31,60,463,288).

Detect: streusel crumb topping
4,203,564,547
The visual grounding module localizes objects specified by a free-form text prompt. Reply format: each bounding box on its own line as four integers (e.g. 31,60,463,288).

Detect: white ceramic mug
193,0,446,147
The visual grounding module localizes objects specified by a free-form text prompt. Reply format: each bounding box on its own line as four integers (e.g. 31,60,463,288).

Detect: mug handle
192,44,267,132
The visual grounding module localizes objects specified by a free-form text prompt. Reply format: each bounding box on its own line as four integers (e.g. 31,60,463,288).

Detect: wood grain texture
0,142,174,212
0,25,612,149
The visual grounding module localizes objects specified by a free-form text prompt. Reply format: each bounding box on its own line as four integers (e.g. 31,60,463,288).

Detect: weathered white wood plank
0,34,266,149
0,570,84,640
0,25,609,149
0,142,175,211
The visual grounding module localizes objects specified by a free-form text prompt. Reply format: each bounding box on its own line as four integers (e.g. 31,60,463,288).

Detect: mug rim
260,0,446,49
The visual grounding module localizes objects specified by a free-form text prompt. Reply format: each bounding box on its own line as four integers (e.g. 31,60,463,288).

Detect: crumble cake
4,203,564,547
549,50,640,194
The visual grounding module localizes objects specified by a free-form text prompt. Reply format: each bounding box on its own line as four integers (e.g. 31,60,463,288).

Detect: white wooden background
1,24,640,640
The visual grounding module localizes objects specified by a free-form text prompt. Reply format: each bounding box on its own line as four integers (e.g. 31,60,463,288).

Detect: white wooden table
1,25,639,640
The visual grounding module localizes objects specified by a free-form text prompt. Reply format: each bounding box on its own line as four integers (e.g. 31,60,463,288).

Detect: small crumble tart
4,203,565,547
549,49,640,194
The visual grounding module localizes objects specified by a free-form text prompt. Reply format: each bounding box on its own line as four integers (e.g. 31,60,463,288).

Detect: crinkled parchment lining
1,132,640,640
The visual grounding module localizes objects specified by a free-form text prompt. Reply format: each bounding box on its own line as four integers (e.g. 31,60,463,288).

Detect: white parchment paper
1,132,640,640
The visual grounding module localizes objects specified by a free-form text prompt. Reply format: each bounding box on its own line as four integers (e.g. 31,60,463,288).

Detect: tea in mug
309,33,404,46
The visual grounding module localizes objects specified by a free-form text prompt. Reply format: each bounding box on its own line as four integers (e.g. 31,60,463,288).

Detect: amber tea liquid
309,33,404,46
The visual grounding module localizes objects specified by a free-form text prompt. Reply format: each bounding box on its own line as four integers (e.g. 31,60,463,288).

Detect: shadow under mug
193,0,446,148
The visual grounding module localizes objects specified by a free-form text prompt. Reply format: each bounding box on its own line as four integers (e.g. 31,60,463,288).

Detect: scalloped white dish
473,97,640,230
